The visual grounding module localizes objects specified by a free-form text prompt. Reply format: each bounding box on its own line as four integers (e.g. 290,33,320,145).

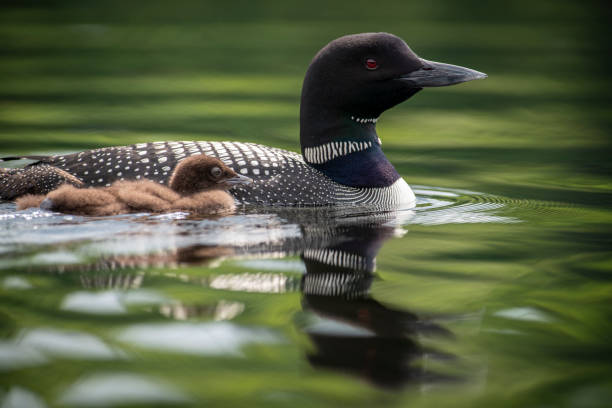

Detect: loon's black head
300,32,486,149
298,33,485,188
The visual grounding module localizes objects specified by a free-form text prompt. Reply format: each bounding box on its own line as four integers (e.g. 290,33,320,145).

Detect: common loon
0,32,486,207
16,154,252,216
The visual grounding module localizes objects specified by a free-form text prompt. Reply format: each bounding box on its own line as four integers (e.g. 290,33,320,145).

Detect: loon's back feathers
1,32,486,207
0,164,84,200
5,141,412,207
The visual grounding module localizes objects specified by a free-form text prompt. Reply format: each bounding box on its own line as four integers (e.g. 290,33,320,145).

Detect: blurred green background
1,1,612,408
1,0,610,205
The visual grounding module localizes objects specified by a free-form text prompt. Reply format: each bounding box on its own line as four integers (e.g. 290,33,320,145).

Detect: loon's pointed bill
398,60,487,87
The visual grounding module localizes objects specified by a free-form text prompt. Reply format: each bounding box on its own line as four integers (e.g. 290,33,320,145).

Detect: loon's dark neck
299,106,408,188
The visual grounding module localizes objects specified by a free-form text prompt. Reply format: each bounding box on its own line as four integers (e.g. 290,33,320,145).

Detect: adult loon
0,32,486,207
16,154,252,216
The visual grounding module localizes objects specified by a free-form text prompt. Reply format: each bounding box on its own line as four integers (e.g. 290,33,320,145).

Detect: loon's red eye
365,58,378,70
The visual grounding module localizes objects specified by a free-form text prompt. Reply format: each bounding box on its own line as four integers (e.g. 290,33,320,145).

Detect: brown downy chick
17,183,134,215
16,155,252,216
44,186,127,215
167,154,252,214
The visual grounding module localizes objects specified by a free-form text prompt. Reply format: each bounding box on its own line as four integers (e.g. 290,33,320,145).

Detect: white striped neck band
303,140,375,164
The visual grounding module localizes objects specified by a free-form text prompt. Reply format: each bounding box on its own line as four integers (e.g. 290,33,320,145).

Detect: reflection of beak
223,174,253,186
397,59,487,87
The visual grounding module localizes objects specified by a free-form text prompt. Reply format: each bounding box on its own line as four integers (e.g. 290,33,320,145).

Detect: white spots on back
31,140,411,206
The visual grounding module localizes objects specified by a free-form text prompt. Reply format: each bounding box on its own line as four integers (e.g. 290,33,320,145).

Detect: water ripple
0,186,560,270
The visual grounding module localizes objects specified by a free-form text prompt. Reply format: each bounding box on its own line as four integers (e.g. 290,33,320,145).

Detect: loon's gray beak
223,174,253,186
398,59,487,87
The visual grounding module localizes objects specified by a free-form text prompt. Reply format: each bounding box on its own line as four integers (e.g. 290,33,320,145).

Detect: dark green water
1,1,611,407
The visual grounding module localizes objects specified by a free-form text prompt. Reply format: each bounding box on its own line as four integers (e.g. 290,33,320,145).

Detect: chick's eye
209,166,222,178
365,58,378,70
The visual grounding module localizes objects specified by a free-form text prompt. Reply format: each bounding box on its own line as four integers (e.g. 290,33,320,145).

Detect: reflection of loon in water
298,224,456,389
17,207,458,388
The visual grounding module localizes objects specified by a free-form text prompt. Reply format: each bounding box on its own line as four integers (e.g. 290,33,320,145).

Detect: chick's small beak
223,174,253,186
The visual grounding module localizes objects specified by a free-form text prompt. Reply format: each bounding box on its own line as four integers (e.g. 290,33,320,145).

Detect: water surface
1,186,610,407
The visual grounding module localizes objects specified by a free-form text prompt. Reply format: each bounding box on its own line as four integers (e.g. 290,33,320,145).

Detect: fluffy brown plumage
16,155,252,216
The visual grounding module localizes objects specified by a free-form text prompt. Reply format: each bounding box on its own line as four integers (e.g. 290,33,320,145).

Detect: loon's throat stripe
304,140,373,164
